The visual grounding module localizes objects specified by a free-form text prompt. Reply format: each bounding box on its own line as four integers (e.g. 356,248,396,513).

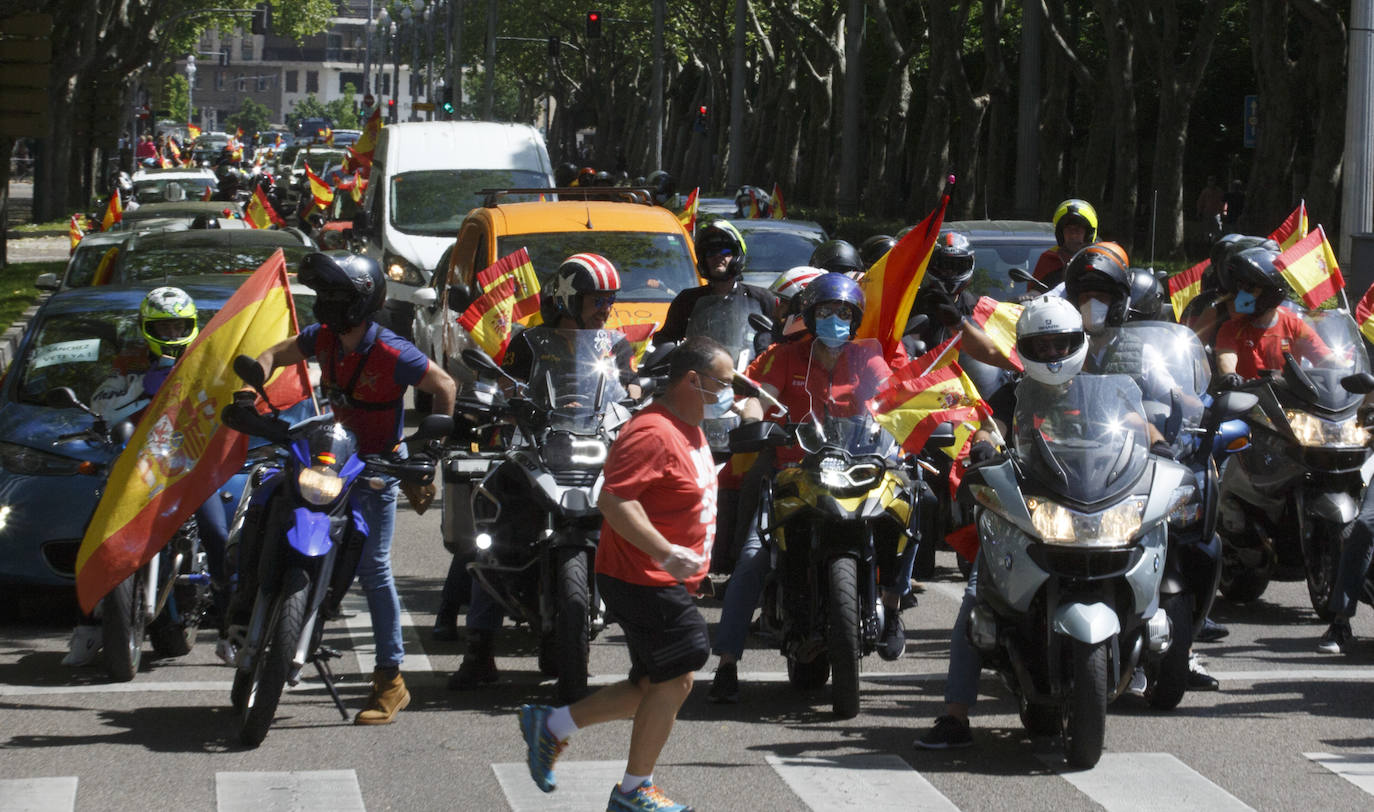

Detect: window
339,72,363,95
326,33,343,62
257,76,267,92
193,74,202,91
381,74,390,96
306,71,319,93
237,74,246,92
241,35,253,61
285,70,297,93
216,71,225,91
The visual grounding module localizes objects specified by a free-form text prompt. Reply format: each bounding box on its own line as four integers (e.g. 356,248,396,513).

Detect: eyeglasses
696,370,732,392
591,294,617,308
707,247,734,258
814,303,856,320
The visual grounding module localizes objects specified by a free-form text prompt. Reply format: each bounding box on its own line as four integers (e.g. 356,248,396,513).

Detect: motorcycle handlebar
360,454,437,485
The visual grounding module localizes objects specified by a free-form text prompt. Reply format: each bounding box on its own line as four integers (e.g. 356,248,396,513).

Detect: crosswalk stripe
215,770,365,812
766,754,959,811
0,777,77,812
1038,753,1255,811
492,760,624,811
1304,752,1374,796
340,592,433,676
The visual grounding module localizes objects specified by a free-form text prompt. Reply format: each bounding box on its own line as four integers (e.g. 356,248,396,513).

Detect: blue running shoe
606,781,695,812
518,704,566,793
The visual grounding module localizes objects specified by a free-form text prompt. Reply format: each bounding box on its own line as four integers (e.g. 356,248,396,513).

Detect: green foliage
287,94,328,127
325,83,361,129
163,74,190,122
227,97,273,135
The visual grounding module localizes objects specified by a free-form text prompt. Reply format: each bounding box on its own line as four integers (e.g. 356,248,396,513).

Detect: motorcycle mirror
796,419,826,452
234,354,266,388
45,386,85,412
447,282,473,311
928,421,958,448
113,420,136,447
1341,371,1374,395
639,341,676,374
748,312,775,335
904,313,930,335
1213,390,1258,419
1009,266,1049,292
907,339,928,356
728,420,787,453
413,413,455,441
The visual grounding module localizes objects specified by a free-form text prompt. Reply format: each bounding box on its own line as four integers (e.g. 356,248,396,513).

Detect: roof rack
478,186,656,208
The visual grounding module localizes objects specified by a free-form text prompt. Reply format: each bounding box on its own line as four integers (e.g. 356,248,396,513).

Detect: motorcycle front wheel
101,570,148,682
150,519,208,658
1303,519,1346,622
239,567,310,747
826,556,862,719
1145,592,1193,711
1218,540,1272,603
1062,639,1108,769
553,547,590,704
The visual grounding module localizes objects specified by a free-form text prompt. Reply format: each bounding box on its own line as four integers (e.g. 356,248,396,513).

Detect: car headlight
0,441,93,476
1026,495,1145,547
383,253,426,286
815,454,882,491
1284,410,1369,447
297,464,344,505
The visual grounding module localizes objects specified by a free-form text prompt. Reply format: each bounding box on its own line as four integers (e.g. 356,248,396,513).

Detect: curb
0,294,48,374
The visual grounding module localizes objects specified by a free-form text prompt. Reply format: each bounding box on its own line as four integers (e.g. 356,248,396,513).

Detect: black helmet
1225,246,1287,312
215,164,241,192
929,232,976,294
1064,241,1132,327
646,170,676,205
859,235,896,270
694,220,747,279
593,170,614,187
1211,234,1279,294
554,162,579,187
808,239,863,276
299,251,387,332
1125,268,1164,321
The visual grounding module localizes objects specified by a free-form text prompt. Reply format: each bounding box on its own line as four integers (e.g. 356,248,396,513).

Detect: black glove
968,440,997,466
1216,373,1245,391
1150,440,1177,460
925,290,962,328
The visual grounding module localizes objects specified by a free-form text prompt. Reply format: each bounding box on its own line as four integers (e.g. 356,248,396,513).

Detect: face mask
1079,299,1108,334
815,314,851,348
1234,290,1258,314
697,381,734,419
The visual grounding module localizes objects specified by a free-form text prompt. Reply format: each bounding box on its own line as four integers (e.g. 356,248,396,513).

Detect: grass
0,260,61,332
8,220,69,237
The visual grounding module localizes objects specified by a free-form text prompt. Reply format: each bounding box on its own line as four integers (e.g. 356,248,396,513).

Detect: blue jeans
1329,486,1374,619
713,529,767,661
355,479,403,669
466,578,503,631
945,559,981,707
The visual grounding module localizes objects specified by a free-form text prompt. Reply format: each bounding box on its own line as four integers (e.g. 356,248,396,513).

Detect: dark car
940,220,1057,302
61,228,316,288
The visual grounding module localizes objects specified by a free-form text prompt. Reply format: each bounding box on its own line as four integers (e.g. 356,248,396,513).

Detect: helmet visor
1018,332,1085,364
148,318,196,341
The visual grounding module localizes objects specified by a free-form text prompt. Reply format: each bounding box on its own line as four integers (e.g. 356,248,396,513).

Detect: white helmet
769,265,826,303
1016,294,1087,386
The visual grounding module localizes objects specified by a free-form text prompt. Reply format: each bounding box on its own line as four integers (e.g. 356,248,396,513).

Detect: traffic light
694,104,708,133
548,36,560,58
441,88,454,117
251,3,270,35
586,11,601,39
387,98,397,123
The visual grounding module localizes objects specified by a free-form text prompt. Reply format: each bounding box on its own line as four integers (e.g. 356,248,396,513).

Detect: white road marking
584,671,946,687
767,754,960,812
0,776,77,812
0,681,236,697
339,592,432,676
1039,752,1255,811
1304,752,1374,796
492,760,625,811
215,769,365,812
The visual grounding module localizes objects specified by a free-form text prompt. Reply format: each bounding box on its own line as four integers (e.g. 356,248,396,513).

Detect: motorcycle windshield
1014,374,1150,505
523,328,629,433
1092,322,1210,458
796,338,898,458
1283,309,1370,411
684,293,767,370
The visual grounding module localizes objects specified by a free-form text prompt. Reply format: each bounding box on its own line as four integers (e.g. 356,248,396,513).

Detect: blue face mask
1234,290,1258,314
697,381,734,419
815,314,851,348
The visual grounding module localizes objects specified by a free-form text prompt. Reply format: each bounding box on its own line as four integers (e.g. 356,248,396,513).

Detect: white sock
546,705,577,741
620,772,651,792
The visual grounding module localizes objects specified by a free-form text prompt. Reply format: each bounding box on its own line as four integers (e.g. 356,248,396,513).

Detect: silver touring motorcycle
959,372,1194,768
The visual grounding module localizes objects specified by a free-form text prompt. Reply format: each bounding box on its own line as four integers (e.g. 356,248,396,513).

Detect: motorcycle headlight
1166,483,1201,527
297,463,344,505
815,455,882,491
1026,496,1145,547
541,433,607,468
383,252,425,286
0,441,92,476
1284,410,1369,447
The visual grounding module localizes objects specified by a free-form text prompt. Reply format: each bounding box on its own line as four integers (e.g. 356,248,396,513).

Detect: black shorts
596,573,710,684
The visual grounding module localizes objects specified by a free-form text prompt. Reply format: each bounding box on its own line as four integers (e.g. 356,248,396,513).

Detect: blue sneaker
518,704,566,793
606,781,694,812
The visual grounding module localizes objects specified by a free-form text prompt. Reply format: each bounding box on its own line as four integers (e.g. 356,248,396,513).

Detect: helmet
799,272,865,336
859,235,896,270
593,170,614,187
1211,234,1278,294
808,239,864,276
554,162,579,187
929,231,976,293
1064,241,1132,327
735,185,770,217
1125,268,1164,321
298,251,387,332
1052,198,1099,247
769,266,826,309
214,164,241,193
141,286,199,358
575,167,596,187
646,170,676,205
1016,295,1087,386
694,220,747,279
1225,246,1287,312
544,253,621,327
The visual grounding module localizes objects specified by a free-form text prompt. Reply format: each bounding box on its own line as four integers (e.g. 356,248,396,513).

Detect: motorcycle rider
767,266,826,344
1180,235,1280,350
808,239,865,278
1030,199,1097,291
708,273,918,703
449,253,637,690
250,251,457,725
655,220,773,346
859,234,897,272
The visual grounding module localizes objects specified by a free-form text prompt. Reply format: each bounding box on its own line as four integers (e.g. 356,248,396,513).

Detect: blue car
0,277,317,587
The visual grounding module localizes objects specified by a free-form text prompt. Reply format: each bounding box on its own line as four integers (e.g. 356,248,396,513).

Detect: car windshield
132,177,215,204
391,169,549,235
500,230,697,305
736,229,826,280
65,243,124,287
963,238,1058,302
294,151,346,174
105,244,313,285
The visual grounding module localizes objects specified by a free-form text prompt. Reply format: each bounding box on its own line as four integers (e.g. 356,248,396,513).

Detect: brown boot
354,668,410,725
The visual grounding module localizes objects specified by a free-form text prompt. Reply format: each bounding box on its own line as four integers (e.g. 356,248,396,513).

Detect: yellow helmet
1052,198,1099,247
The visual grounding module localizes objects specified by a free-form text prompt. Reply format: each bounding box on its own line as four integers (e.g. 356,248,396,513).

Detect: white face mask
1079,299,1109,334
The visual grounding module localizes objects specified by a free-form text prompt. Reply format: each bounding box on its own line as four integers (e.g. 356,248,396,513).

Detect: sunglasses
707,247,735,258
696,370,732,391
591,294,617,308
814,303,857,320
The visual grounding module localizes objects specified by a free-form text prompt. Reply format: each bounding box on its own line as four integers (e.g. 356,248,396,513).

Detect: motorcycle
959,372,1192,767
222,355,448,747
1216,307,1374,616
47,386,212,682
456,329,635,703
730,337,918,719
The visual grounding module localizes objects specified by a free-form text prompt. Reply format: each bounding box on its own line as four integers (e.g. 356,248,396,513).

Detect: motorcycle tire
553,548,590,705
786,654,830,690
150,520,209,658
101,571,147,682
1303,519,1347,622
1146,592,1193,711
1218,539,1271,603
1062,639,1109,769
826,556,862,720
537,632,560,678
1020,699,1060,738
239,567,310,748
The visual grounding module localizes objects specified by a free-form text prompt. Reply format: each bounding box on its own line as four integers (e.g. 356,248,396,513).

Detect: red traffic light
586,10,602,38
588,12,600,21
698,105,707,115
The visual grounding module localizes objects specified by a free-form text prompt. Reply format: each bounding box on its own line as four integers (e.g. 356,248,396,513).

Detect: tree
226,97,272,135
163,74,190,123
324,83,361,129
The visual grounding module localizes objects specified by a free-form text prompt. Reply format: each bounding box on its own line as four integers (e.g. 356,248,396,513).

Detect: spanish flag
677,187,699,234
1268,201,1308,251
100,191,123,231
89,246,120,286
856,193,950,360
344,106,383,174
1274,224,1344,309
616,322,658,369
873,335,991,458
476,248,541,322
969,296,1024,370
167,138,182,163
746,190,762,219
68,214,84,253
1356,281,1374,346
75,250,312,612
244,185,285,229
187,123,201,140
351,173,367,204
770,183,786,219
1167,259,1208,318
201,185,214,201
459,277,519,362
305,164,335,210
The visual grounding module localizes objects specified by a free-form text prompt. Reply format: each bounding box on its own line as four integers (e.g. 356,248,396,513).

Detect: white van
354,121,553,336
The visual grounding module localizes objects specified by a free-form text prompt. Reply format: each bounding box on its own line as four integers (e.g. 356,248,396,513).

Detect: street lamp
424,3,435,121
377,7,390,100
185,54,196,127
390,21,399,123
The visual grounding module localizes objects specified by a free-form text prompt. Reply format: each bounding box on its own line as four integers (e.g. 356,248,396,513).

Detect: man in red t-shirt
1214,246,1331,381
516,335,732,812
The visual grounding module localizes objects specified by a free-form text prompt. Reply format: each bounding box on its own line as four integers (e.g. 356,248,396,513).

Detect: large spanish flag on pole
344,106,384,174
100,192,123,231
305,164,336,211
1274,225,1344,309
1167,259,1208,318
770,183,787,219
856,192,951,360
75,251,312,612
1268,201,1309,251
969,296,1024,369
873,335,990,458
459,277,519,362
476,248,541,321
677,187,699,234
244,185,286,229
